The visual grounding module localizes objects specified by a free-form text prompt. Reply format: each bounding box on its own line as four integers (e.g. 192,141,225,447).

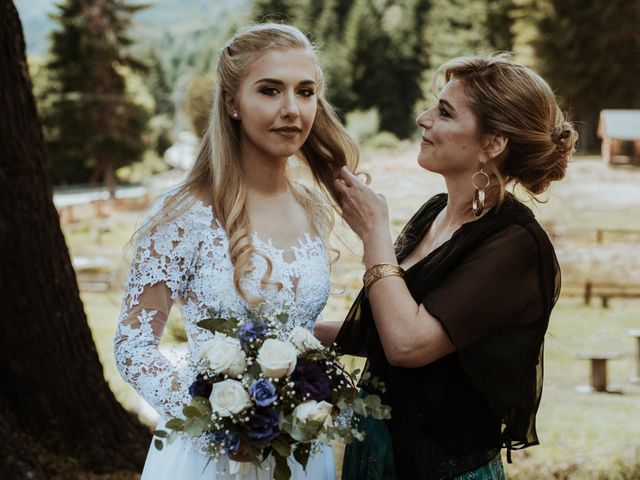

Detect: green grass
69,155,640,479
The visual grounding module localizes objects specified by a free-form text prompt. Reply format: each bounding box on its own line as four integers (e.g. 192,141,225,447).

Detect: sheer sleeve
422,223,553,448
424,224,543,349
113,199,195,419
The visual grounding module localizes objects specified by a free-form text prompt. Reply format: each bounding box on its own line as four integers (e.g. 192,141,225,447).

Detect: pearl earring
232,112,239,120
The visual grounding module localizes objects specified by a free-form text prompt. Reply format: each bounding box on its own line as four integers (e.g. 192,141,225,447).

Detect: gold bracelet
363,263,405,296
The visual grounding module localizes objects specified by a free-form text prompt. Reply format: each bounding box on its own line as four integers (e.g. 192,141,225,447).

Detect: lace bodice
113,193,330,420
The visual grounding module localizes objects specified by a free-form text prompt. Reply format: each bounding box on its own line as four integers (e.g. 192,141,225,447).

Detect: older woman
316,54,577,479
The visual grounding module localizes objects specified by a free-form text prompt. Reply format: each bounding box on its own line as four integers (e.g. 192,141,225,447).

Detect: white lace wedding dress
113,193,336,479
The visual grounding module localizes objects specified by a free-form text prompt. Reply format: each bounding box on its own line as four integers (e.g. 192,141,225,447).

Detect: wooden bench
628,329,640,384
73,256,117,292
576,352,622,393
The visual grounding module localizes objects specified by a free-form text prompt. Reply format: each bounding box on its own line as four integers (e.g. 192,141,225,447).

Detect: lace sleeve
113,202,196,419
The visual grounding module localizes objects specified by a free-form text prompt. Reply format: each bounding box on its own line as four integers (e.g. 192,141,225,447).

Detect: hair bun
551,121,577,154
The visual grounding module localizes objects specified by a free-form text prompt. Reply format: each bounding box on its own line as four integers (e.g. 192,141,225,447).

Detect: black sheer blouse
336,193,560,479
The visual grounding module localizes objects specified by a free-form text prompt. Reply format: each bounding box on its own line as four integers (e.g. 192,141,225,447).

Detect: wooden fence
562,281,640,307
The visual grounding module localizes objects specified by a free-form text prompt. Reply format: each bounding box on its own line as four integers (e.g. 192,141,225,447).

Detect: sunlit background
13,0,640,478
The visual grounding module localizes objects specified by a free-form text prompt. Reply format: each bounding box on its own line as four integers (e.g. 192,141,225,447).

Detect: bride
113,23,358,479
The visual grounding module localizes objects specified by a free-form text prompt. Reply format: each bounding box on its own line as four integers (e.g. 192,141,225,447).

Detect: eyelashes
258,86,316,97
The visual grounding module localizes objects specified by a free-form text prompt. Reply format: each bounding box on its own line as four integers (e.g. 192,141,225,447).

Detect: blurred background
11,0,640,478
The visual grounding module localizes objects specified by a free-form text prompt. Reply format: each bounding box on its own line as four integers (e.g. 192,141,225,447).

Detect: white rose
292,400,333,427
200,333,247,377
289,326,324,353
256,338,298,378
209,379,252,417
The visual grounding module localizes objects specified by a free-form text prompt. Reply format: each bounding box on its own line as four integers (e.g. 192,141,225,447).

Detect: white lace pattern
113,194,330,423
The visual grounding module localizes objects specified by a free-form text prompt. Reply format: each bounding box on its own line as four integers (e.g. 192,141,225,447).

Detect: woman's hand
334,166,390,240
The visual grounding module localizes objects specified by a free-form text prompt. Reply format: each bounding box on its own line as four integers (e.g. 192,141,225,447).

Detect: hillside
14,0,251,56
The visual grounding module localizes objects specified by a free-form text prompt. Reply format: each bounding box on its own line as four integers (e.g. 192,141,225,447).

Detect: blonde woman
316,54,577,479
113,23,358,480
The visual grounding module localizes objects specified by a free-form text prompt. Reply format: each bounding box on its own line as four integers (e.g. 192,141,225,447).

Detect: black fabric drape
336,193,560,479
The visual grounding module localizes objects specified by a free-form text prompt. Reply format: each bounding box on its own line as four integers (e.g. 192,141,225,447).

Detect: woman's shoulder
146,189,215,227
494,195,555,249
135,189,222,251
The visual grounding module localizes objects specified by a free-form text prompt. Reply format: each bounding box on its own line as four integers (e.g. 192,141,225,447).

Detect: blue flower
188,376,212,398
248,378,277,407
207,430,241,456
247,409,280,447
237,320,269,350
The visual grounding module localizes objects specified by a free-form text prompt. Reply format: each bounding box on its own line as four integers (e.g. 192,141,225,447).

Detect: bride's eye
297,88,315,97
260,87,279,96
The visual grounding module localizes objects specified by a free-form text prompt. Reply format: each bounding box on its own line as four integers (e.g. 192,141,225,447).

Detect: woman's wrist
363,263,405,296
362,230,396,268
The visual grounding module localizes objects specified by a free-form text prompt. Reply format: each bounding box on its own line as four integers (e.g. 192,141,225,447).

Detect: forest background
3,0,640,479
16,0,640,192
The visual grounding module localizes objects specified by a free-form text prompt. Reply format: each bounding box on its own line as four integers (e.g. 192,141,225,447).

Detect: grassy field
66,147,640,479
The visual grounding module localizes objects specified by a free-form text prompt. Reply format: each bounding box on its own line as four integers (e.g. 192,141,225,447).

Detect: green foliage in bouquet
153,309,391,479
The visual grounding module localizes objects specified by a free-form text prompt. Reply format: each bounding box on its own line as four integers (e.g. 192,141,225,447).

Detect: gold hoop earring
472,166,491,216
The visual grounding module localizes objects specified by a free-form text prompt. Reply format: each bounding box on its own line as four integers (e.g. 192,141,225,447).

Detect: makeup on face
233,49,319,163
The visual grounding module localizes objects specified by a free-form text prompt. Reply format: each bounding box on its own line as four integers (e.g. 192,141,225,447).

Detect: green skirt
342,414,505,480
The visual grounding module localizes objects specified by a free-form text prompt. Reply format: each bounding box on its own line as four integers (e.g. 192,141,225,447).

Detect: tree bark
0,1,149,477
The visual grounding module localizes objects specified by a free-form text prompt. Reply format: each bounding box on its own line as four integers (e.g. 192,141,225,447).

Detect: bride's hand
334,166,389,240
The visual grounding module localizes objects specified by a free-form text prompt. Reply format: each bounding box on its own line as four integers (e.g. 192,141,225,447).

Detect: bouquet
153,310,390,479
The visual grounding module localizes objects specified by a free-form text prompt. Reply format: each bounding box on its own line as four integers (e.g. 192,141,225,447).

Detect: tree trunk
103,159,117,199
0,1,149,478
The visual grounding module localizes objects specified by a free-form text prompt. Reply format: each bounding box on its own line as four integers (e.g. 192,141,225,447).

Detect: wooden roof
598,110,640,141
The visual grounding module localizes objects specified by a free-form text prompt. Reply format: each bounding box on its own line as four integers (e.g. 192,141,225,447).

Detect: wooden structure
561,281,640,308
597,110,640,166
53,185,150,225
576,352,622,393
628,329,640,384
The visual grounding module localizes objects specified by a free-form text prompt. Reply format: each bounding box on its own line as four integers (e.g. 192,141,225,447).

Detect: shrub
364,131,400,149
345,108,380,143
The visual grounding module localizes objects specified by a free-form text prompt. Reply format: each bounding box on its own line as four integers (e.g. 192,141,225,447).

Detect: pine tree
294,0,327,34
510,0,545,65
534,0,640,151
43,0,149,195
426,0,492,70
308,0,349,116
342,0,400,132
147,48,174,117
252,0,300,22
315,0,341,42
384,0,432,136
486,0,516,52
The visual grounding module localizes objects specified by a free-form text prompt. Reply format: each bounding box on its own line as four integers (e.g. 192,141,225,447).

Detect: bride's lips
420,136,434,146
272,126,302,138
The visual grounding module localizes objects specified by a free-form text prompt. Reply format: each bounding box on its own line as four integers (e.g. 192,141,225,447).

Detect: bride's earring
472,164,490,216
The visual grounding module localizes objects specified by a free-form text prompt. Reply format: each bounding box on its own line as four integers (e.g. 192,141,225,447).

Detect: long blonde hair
139,23,359,304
